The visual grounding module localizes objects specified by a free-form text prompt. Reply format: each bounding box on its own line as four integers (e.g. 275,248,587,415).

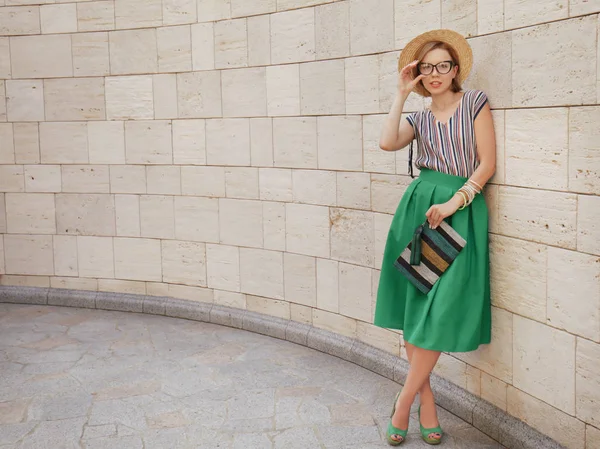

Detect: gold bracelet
457,190,469,210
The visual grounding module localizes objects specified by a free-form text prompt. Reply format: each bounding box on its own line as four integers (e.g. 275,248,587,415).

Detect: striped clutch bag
394,220,466,295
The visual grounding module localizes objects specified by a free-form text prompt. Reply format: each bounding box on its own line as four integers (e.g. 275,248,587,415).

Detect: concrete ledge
0,286,566,449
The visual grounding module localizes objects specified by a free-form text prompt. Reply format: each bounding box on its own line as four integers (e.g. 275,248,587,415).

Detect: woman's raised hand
398,60,425,97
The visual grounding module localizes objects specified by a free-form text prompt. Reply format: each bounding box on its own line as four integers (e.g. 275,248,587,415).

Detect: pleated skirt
373,168,491,353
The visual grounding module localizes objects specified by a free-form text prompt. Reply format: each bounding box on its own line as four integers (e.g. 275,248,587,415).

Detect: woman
374,29,496,445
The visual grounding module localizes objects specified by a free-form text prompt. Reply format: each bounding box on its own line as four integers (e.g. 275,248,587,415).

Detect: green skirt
374,168,491,353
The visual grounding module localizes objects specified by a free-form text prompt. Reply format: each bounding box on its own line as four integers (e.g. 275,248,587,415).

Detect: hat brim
398,29,473,97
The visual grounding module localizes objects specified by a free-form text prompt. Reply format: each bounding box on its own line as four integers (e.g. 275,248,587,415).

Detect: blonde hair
412,41,462,96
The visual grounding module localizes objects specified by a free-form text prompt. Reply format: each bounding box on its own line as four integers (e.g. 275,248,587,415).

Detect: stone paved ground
0,304,504,449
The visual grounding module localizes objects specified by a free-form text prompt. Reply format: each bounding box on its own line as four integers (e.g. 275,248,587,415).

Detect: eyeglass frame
417,60,456,76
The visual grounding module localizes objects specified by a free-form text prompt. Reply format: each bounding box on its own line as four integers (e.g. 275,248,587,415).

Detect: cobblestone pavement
0,304,504,449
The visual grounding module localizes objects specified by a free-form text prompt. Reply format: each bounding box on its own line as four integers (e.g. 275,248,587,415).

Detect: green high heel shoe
418,404,443,445
386,391,408,446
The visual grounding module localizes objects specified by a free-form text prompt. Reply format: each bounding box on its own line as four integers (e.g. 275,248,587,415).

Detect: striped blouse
406,89,488,178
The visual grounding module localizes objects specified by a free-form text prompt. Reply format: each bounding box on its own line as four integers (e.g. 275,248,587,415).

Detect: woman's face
418,48,459,95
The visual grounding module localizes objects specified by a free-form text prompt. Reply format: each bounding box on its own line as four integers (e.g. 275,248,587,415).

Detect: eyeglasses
418,61,455,75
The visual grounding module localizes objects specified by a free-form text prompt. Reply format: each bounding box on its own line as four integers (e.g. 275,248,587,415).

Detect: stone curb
0,286,566,449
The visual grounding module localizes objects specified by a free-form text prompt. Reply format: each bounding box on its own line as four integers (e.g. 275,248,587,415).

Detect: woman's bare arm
379,94,416,151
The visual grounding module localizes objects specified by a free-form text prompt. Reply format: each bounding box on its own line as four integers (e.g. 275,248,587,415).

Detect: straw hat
398,29,473,97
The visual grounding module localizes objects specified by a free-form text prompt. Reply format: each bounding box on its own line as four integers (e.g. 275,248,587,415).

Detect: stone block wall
0,1,599,447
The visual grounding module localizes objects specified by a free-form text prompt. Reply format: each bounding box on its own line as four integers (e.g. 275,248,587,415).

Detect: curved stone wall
0,1,599,448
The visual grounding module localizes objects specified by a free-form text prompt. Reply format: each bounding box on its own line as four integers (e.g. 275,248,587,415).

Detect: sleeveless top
406,89,488,178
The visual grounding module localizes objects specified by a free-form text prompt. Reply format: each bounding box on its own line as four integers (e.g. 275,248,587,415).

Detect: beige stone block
115,194,140,237
140,195,174,239
292,170,336,206
88,121,125,165
572,0,600,15
72,32,110,77
508,386,585,449
286,203,330,258
247,15,270,66
483,184,499,234
56,194,115,236
505,0,567,29
0,124,14,163
441,0,477,36
52,277,98,292
115,0,162,29
222,68,267,118
505,108,568,190
125,121,173,165
489,235,547,322
53,235,78,277
284,253,316,307
239,248,284,299
114,238,162,282
433,353,468,389
162,240,206,287
266,65,300,117
290,303,312,324
98,279,146,295
0,6,40,35
24,165,60,193
363,114,395,174
338,262,372,322
317,116,362,170
548,248,600,342
481,372,507,411
455,306,513,383
477,0,504,33
337,172,371,210
487,110,505,184
498,186,577,249
177,71,222,118
206,119,250,166
312,308,356,339
77,236,114,278
40,122,88,164
247,295,289,320
374,212,393,268
346,55,379,115
44,78,106,122
146,282,170,297
173,120,206,165
263,201,286,251
577,338,600,428
0,166,24,193
250,118,273,167
300,60,345,115
6,193,55,234
157,25,192,73
219,199,263,248
215,18,247,69
13,123,39,165
587,426,600,449
11,35,72,79
513,315,576,413
191,23,215,71
277,0,332,9
4,235,54,276
349,0,394,55
356,321,400,355
513,17,596,107
271,8,315,64
0,237,4,274
578,195,600,256
0,39,10,79
371,174,411,214
273,117,317,168
110,165,146,194
181,166,225,197
163,0,196,25
0,82,5,122
169,284,213,303
466,365,481,397
106,76,154,120
175,196,219,243
569,107,600,194
316,258,338,313
225,167,259,199
331,208,374,268
231,0,275,16
0,275,50,288
40,4,76,33
61,166,109,194
6,80,44,122
109,29,157,76
197,0,231,22
214,290,246,309
0,194,6,232
315,1,349,59
466,33,512,109
77,1,115,31
394,0,441,49
146,166,181,195
153,74,178,120
206,244,240,292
